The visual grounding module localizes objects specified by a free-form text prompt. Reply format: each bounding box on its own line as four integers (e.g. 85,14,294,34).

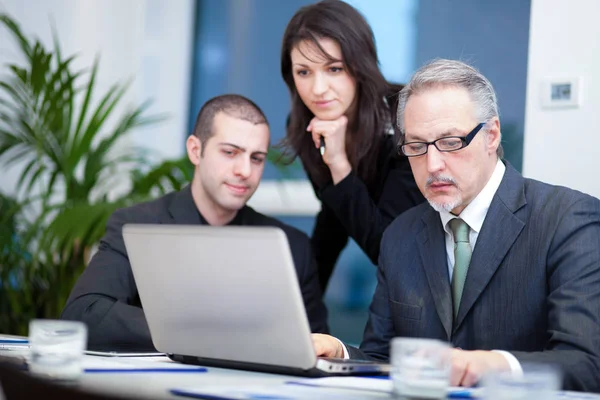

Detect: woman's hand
307,116,352,184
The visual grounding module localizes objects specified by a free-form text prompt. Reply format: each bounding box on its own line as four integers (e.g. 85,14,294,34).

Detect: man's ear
186,135,202,166
485,117,501,155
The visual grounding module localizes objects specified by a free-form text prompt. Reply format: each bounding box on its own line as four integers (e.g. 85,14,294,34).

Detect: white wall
0,0,194,197
523,0,600,198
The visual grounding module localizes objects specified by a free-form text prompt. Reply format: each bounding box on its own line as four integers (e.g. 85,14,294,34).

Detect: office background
0,0,598,343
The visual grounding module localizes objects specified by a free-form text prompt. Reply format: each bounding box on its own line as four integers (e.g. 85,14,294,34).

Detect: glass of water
391,337,451,399
481,362,562,400
28,319,87,381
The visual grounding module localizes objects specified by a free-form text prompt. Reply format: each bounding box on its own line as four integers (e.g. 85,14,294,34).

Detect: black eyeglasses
399,122,486,157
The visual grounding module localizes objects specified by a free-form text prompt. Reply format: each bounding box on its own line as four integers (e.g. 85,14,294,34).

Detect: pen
447,389,475,398
319,136,325,156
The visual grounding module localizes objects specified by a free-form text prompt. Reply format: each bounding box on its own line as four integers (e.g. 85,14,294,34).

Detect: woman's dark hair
279,0,400,187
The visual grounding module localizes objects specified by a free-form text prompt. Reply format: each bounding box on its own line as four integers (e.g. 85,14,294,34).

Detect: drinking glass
391,337,451,399
28,319,87,381
481,362,561,400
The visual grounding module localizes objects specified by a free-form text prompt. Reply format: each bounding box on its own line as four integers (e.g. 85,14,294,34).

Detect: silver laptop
122,224,388,377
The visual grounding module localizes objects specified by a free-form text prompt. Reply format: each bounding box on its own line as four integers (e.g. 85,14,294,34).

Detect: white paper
83,355,204,371
288,377,392,393
287,377,483,397
0,336,30,351
171,384,386,400
84,350,165,357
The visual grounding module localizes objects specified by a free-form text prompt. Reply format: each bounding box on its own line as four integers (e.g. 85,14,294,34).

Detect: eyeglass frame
398,122,486,157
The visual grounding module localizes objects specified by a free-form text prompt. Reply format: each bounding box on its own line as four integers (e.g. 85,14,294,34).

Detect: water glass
391,337,451,399
28,319,87,381
481,362,562,400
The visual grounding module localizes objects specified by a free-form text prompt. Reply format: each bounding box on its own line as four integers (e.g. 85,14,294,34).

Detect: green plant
0,192,31,332
0,14,192,334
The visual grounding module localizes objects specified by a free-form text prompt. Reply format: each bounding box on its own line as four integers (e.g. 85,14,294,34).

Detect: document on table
285,377,600,399
171,384,388,399
0,337,30,351
84,350,165,357
287,377,482,398
288,376,392,392
83,355,207,373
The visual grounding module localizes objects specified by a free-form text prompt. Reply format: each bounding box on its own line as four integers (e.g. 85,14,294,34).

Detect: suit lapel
453,164,527,331
419,207,453,339
167,185,204,225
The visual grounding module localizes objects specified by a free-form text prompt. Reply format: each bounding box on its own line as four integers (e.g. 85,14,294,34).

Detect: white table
2,335,599,400
76,356,600,400
77,359,390,399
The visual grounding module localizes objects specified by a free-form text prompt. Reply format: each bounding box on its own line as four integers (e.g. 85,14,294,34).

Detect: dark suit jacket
61,186,328,351
309,133,424,290
350,163,600,392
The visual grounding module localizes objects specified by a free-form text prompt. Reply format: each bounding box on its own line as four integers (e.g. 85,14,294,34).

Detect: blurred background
0,0,598,344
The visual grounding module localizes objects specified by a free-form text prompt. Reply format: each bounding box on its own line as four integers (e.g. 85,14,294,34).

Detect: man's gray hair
397,59,503,158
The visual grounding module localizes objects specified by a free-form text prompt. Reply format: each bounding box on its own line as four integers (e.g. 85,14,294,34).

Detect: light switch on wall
541,77,582,109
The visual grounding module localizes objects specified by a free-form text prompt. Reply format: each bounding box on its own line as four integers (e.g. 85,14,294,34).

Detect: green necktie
449,218,472,318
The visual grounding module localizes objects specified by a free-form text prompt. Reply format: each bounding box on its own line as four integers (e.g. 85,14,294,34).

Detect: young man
62,94,328,350
312,60,600,392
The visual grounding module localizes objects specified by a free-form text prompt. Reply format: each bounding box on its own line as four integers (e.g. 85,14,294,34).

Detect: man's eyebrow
405,128,464,142
219,142,268,156
219,142,245,151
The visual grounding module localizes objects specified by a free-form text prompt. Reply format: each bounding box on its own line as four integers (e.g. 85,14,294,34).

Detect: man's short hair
397,59,503,158
192,94,269,155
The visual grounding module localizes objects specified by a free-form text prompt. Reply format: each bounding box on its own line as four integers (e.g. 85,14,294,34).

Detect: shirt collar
197,206,248,226
439,159,506,233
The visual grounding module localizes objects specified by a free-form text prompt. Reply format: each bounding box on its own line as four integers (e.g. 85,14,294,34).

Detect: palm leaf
71,57,99,155
41,199,131,255
0,14,31,58
130,156,194,196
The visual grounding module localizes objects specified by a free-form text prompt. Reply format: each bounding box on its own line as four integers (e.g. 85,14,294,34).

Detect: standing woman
280,0,425,292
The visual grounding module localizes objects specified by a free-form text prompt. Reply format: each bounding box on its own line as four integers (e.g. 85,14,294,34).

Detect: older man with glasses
311,59,600,393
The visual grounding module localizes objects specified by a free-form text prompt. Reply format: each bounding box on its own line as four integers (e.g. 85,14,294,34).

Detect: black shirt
308,134,425,290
